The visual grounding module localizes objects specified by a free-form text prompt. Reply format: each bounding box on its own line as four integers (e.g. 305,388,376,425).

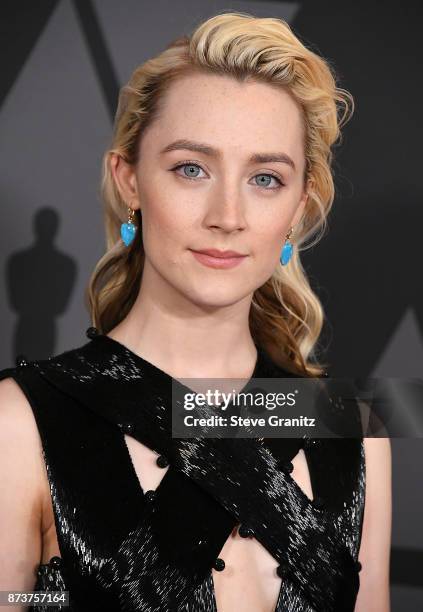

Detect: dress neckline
96,331,272,387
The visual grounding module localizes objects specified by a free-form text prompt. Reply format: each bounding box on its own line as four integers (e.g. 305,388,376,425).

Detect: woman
0,11,391,612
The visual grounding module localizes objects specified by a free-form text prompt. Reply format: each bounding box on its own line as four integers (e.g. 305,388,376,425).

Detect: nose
204,186,247,233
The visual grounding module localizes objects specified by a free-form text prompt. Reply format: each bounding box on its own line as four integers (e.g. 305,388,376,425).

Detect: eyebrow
160,139,296,171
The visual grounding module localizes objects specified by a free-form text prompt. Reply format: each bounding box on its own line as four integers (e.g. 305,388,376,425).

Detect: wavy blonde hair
85,11,354,377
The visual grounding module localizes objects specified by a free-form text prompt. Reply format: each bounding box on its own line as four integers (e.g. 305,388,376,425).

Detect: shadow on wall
5,207,77,362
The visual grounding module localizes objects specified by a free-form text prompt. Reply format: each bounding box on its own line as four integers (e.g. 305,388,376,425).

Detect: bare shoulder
0,375,47,498
0,376,45,590
0,375,43,446
363,437,392,473
362,437,392,516
354,437,392,611
0,376,36,425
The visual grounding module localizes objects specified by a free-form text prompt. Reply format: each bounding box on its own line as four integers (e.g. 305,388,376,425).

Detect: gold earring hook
127,206,135,223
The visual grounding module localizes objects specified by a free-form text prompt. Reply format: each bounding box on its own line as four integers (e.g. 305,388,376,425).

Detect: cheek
142,198,196,261
255,220,286,262
252,191,302,264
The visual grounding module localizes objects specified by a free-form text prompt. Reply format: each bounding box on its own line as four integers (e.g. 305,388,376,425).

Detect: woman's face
113,72,309,309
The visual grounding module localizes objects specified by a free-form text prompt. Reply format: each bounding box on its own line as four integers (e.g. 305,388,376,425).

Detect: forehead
142,72,305,163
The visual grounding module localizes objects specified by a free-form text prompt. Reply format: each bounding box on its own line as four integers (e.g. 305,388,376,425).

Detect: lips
191,248,245,258
189,248,247,270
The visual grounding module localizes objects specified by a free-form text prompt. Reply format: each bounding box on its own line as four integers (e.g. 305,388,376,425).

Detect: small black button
101,560,115,581
213,557,225,571
50,556,62,569
37,564,49,577
322,370,330,378
280,460,294,474
276,562,289,578
86,326,99,339
119,422,134,435
15,354,29,367
144,490,156,502
312,496,325,509
238,524,254,538
156,454,169,468
355,560,362,572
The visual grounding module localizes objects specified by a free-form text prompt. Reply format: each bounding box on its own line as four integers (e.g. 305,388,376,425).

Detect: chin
185,283,252,309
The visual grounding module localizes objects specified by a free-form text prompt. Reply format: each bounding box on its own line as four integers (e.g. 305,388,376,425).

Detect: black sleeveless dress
0,329,365,612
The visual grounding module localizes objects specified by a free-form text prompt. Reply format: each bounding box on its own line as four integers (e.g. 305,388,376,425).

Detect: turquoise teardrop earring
280,227,294,265
121,206,137,247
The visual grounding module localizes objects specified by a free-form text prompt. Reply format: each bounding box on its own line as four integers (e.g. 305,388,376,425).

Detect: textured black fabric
0,333,365,612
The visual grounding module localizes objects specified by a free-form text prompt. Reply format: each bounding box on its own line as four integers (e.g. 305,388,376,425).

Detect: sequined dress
0,329,365,612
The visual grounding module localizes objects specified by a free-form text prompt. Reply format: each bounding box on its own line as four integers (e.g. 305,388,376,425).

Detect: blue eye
172,163,206,180
254,174,283,189
171,162,284,190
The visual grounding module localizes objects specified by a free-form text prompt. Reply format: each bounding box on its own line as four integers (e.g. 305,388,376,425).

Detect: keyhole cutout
123,435,315,612
123,434,169,493
213,447,315,611
289,448,314,501
213,523,284,612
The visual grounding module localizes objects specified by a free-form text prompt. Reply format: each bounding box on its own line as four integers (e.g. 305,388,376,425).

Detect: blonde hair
85,11,354,377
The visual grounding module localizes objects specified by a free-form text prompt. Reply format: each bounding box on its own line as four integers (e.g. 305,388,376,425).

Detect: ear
110,153,141,211
291,179,312,228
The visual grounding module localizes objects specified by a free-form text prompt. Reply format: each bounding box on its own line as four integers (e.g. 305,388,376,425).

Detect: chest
126,434,317,611
41,432,316,612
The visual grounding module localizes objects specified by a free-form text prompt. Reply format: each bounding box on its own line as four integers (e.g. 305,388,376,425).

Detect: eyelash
170,161,285,190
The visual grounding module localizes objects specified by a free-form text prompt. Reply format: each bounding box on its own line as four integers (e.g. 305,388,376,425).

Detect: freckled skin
113,73,309,311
